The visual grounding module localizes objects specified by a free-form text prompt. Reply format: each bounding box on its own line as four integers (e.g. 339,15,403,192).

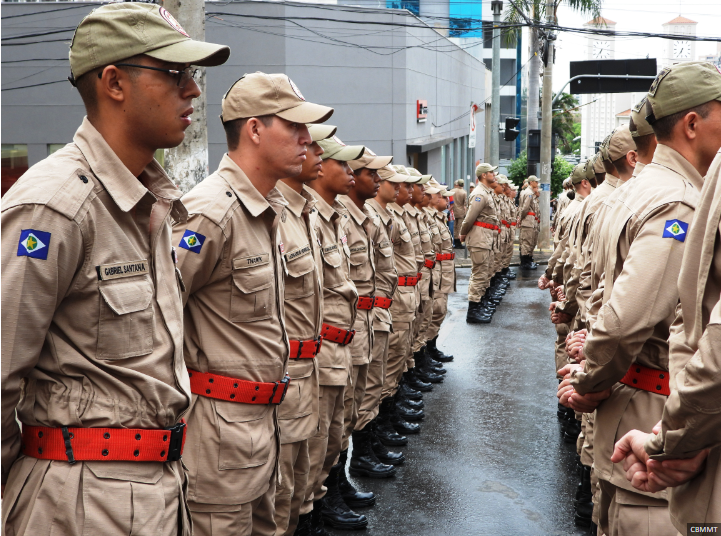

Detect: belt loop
61,426,76,465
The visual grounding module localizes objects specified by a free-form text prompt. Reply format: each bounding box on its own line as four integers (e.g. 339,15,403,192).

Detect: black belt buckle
344,329,356,345
165,422,185,462
270,375,291,404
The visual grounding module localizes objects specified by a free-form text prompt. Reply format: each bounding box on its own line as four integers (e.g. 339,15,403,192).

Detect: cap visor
277,102,334,124
381,174,406,183
424,187,441,194
308,124,337,142
146,39,230,67
327,145,365,162
366,155,393,169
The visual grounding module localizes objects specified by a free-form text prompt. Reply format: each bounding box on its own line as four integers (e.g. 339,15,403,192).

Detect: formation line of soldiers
0,4,461,536
539,61,721,535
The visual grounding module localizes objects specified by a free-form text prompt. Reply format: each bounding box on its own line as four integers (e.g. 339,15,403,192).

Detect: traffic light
504,117,520,141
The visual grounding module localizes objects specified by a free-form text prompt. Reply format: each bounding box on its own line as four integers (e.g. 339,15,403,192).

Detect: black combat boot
388,395,421,435
404,367,433,392
311,500,332,536
588,521,598,535
467,301,492,324
415,349,443,384
503,266,517,279
369,424,405,465
338,448,376,507
481,293,498,312
321,466,368,530
427,336,454,362
375,398,408,446
574,465,593,509
528,255,539,269
397,379,424,408
395,398,424,421
349,429,397,479
520,255,531,270
294,512,312,536
564,417,582,444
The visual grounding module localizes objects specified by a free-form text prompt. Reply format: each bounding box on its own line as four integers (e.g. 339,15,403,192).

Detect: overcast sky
517,0,721,92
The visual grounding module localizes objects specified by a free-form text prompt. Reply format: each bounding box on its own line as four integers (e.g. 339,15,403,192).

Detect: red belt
357,296,374,310
423,258,436,269
416,272,422,280
619,364,670,396
373,296,393,309
436,253,455,261
398,275,419,286
511,222,517,226
189,369,290,405
21,421,186,463
289,338,323,359
527,212,536,217
321,323,355,345
474,222,501,233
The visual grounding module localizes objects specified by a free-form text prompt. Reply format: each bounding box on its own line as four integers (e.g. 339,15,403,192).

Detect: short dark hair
633,133,655,158
75,54,144,115
651,102,711,142
612,155,633,177
223,115,274,151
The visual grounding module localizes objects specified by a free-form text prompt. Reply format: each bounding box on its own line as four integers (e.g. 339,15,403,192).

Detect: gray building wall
2,1,487,186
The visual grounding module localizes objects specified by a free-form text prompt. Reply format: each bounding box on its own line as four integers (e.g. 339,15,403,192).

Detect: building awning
406,135,454,154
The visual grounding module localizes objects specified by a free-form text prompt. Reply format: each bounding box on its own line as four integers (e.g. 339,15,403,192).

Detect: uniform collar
217,154,286,217
388,202,404,216
313,192,340,223
73,117,185,219
403,203,418,216
338,195,370,225
652,144,705,191
276,180,312,218
632,162,646,177
603,173,622,188
366,198,392,224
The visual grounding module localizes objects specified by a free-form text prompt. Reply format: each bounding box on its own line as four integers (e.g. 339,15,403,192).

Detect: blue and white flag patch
662,219,688,242
179,229,206,253
17,229,51,260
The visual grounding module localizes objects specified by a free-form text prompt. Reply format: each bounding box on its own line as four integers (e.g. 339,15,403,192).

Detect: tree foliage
550,92,579,154
507,151,573,197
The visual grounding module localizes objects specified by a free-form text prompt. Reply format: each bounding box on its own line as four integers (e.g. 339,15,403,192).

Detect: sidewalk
453,243,552,269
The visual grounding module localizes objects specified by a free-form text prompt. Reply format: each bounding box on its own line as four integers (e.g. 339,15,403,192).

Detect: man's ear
98,65,128,104
244,118,264,146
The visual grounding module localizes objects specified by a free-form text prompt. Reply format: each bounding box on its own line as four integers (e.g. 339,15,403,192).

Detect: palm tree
504,0,602,161
550,92,579,153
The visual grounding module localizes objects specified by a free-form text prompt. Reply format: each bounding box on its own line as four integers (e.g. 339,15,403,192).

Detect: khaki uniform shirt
553,190,570,231
571,145,704,497
1,118,190,493
365,199,398,334
434,209,456,293
388,202,419,324
412,204,436,299
519,188,536,228
460,183,499,250
310,195,358,386
275,181,322,444
644,148,721,530
425,207,443,292
545,195,584,281
337,196,376,366
450,187,468,222
174,154,288,506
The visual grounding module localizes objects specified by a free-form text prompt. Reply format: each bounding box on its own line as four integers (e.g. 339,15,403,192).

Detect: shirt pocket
278,361,315,420
215,402,273,470
376,240,393,260
349,246,372,282
321,245,344,289
231,257,274,323
97,276,154,359
284,246,315,300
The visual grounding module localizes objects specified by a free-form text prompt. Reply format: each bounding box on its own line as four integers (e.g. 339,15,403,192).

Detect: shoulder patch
662,219,688,242
179,229,206,253
17,229,51,260
475,197,482,202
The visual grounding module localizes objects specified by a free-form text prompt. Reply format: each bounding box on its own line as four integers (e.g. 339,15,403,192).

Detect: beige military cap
454,179,464,187
317,136,365,161
69,3,230,80
378,165,406,183
406,167,422,178
630,97,654,137
414,175,432,185
647,62,721,122
592,153,605,174
348,147,393,171
221,72,333,124
571,163,587,185
423,181,441,194
392,165,417,183
607,125,635,161
308,124,337,142
406,168,434,185
475,163,498,177
527,175,539,183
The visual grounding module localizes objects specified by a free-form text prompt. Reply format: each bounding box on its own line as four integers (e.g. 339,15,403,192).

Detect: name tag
97,260,149,281
285,244,311,262
411,231,419,237
323,244,339,254
234,253,270,270
349,245,367,254
378,240,391,249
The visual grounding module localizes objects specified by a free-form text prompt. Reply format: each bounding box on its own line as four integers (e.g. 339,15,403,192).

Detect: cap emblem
288,77,306,101
159,8,190,38
648,68,671,98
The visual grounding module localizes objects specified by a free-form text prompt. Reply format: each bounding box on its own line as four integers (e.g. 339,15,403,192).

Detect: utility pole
490,0,503,166
163,0,208,194
538,0,555,249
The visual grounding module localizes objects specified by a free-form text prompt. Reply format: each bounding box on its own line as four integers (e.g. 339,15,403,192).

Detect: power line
1,79,66,92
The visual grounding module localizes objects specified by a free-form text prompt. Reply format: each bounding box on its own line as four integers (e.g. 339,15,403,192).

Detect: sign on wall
469,103,478,149
417,100,428,123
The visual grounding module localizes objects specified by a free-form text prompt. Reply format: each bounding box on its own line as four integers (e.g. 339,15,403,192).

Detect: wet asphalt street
342,266,586,536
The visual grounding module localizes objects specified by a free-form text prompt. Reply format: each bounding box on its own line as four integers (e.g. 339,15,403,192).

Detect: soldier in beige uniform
0,5,229,535
559,62,721,536
460,163,500,323
174,74,331,536
450,179,468,247
273,124,333,536
518,176,540,269
305,136,364,534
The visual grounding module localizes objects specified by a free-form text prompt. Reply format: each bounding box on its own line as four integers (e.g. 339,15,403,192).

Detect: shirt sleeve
459,194,485,236
1,204,84,484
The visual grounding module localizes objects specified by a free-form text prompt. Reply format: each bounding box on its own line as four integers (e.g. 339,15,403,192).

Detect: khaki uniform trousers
598,481,678,536
382,323,411,399
3,458,190,536
519,227,535,256
274,439,310,536
356,330,389,431
555,322,570,375
425,292,448,342
413,277,433,355
503,235,514,268
342,364,369,451
191,483,276,536
305,384,345,506
467,247,493,302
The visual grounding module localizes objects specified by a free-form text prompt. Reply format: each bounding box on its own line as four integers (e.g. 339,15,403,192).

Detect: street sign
417,100,428,123
504,117,520,141
469,103,478,149
569,58,657,94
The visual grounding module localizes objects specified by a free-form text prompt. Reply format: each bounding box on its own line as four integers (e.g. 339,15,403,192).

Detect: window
2,144,28,197
48,144,65,156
